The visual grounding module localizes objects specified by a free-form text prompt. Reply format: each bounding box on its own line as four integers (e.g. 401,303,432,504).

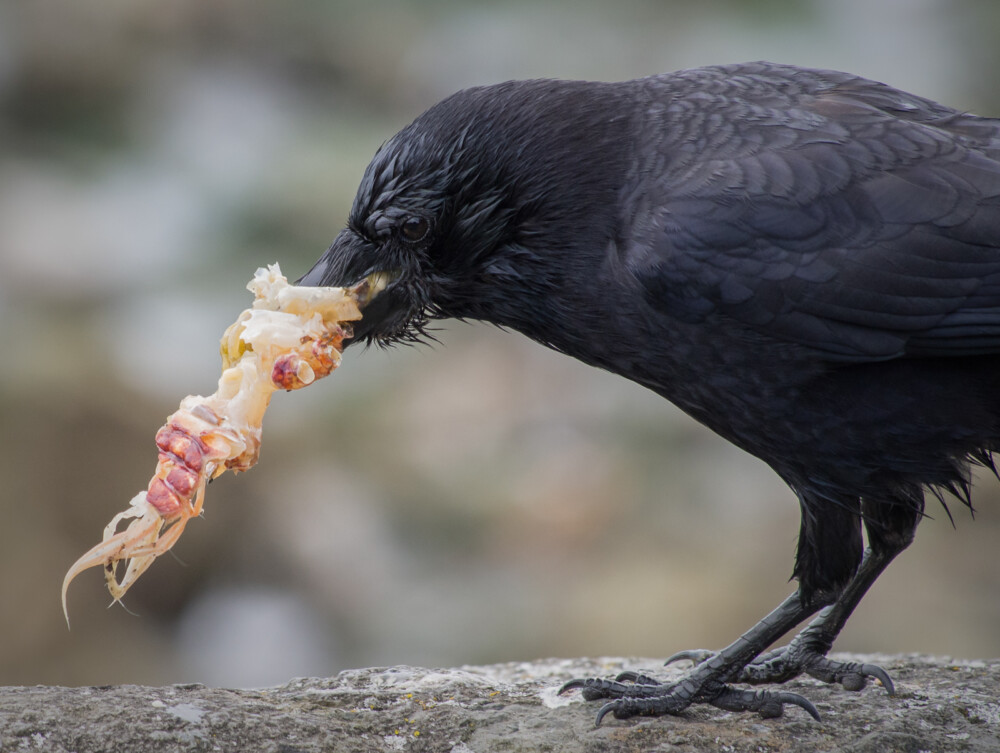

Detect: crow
298,61,1000,723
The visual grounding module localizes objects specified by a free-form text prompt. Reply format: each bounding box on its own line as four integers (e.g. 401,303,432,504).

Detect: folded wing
634,67,1000,361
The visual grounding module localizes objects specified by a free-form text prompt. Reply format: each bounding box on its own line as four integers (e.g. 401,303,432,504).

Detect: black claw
776,691,822,722
711,687,821,722
805,656,896,695
594,701,619,727
664,649,714,666
566,645,866,726
615,670,661,685
861,663,896,696
559,677,648,702
558,678,585,695
739,646,896,699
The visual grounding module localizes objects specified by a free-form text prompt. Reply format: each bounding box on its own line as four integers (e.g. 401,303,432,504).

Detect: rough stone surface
2,655,999,752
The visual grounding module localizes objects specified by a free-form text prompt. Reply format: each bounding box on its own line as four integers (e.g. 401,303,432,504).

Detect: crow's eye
400,216,429,243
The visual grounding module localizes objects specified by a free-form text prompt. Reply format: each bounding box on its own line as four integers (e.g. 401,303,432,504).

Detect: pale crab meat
62,264,369,622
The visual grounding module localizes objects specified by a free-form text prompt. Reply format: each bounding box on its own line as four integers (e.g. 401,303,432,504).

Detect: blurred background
3,0,1000,689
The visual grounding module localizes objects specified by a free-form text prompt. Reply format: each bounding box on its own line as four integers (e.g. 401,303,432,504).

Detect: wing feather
635,65,1000,361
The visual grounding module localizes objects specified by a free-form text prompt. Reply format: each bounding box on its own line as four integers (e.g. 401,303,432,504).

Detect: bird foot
559,667,820,725
666,645,895,695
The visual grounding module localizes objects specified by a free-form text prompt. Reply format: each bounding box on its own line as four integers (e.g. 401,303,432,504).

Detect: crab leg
61,264,368,625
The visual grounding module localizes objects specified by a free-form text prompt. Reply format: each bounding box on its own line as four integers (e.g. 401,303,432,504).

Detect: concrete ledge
2,655,998,752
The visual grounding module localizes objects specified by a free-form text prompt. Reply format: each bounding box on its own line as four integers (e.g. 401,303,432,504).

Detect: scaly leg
560,589,832,724
672,495,920,696
729,546,896,692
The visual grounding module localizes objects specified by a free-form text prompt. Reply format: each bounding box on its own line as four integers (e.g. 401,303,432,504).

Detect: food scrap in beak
62,263,364,624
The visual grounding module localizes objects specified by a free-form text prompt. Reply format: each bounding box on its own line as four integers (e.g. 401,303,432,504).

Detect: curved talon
594,701,619,727
615,670,661,686
775,691,821,722
711,687,821,722
739,646,896,698
803,656,896,695
664,649,714,667
594,697,663,725
573,667,825,726
558,677,638,702
558,678,587,695
859,663,895,696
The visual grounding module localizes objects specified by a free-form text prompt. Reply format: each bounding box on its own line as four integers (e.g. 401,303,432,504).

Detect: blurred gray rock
2,655,999,752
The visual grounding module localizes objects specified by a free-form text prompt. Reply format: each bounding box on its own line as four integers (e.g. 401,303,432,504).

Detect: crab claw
61,493,163,626
60,485,204,626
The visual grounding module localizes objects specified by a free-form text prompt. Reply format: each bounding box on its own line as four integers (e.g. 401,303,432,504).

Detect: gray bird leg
732,528,910,693
561,589,831,724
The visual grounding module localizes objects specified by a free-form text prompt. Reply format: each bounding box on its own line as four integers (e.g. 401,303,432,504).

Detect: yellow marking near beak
356,269,399,305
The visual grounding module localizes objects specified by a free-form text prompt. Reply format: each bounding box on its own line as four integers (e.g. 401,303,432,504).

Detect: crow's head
298,79,632,347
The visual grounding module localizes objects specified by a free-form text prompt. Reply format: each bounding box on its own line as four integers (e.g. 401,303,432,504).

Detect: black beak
296,228,366,288
296,260,332,287
296,229,409,345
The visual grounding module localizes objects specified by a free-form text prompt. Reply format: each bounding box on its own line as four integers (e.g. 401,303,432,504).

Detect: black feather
303,61,1000,606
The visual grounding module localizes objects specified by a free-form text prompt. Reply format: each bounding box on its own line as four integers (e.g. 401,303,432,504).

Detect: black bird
299,62,1000,723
